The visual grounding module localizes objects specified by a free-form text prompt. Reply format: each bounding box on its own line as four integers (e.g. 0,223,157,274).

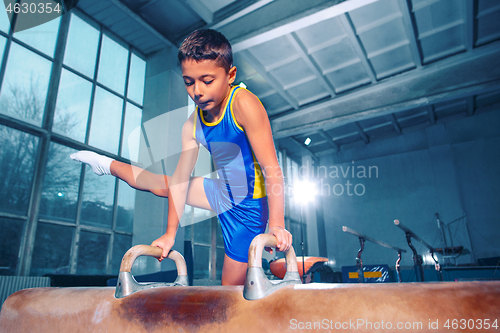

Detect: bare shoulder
232,88,267,127
233,88,261,109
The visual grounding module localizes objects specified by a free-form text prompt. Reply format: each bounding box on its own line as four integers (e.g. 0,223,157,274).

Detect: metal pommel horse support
394,219,443,282
342,226,407,283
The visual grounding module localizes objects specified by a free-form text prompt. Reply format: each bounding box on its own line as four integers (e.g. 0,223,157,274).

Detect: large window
0,11,146,276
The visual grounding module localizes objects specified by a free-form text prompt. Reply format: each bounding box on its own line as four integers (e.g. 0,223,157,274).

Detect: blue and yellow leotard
193,86,268,262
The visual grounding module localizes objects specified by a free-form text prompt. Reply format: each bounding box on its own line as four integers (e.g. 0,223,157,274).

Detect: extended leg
113,162,212,211
111,160,170,197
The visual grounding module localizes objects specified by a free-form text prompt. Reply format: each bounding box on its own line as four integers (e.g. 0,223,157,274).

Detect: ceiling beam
230,0,378,53
274,78,500,139
467,96,475,116
339,13,377,83
389,113,402,134
107,0,174,47
397,0,423,68
184,0,213,24
239,50,299,109
271,41,500,138
318,130,340,151
355,122,370,144
465,0,475,51
289,137,319,163
286,33,336,97
210,0,274,29
426,105,436,124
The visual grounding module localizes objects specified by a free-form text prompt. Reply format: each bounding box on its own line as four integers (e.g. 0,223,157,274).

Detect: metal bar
396,251,402,283
342,226,407,253
405,231,425,282
394,219,434,251
300,205,306,284
356,237,365,283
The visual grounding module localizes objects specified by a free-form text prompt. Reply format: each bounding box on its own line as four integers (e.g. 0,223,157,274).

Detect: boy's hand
266,226,292,254
151,234,176,262
70,150,114,176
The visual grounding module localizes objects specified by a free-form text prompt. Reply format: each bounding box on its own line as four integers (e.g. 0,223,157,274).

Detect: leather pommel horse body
1,234,499,332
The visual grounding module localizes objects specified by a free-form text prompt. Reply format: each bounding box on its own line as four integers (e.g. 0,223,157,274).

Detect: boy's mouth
197,101,210,108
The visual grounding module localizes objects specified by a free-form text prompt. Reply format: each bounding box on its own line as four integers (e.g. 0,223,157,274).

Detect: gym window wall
0,9,145,277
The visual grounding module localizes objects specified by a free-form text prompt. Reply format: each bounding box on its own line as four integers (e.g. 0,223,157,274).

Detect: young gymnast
71,29,292,285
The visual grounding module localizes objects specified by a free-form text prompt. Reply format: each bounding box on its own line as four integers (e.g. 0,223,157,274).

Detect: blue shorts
203,178,268,262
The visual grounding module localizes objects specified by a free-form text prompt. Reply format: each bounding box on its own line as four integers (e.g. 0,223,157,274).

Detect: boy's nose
194,83,202,99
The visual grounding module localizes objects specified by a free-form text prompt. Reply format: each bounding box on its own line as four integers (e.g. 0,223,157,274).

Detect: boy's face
181,59,236,113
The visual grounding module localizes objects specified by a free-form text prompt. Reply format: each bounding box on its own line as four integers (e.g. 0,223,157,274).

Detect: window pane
88,87,123,154
80,166,115,229
216,220,224,247
216,247,224,280
31,223,74,276
127,53,145,105
53,69,92,142
14,16,60,57
193,245,209,279
63,13,99,78
39,143,80,222
0,35,7,60
116,181,135,233
0,5,10,33
0,217,25,276
194,219,211,245
0,42,52,126
0,125,39,215
121,102,142,162
112,233,132,274
76,231,110,275
97,34,128,94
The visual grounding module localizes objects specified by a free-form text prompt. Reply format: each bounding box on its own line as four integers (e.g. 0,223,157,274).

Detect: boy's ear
228,66,237,85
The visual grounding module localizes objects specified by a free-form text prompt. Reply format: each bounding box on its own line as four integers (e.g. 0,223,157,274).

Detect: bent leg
221,254,247,285
185,176,212,211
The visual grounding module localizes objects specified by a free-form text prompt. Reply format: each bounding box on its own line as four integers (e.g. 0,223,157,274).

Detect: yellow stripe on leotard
252,152,266,199
228,87,266,199
230,88,244,132
193,107,198,140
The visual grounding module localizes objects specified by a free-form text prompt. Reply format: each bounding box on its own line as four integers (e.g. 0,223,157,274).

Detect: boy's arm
233,89,292,252
151,116,200,260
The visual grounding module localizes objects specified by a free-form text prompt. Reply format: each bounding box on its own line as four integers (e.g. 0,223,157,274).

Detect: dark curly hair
178,29,233,73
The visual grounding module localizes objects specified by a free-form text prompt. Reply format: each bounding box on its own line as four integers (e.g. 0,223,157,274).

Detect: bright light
423,252,435,265
57,192,64,197
293,180,317,204
239,82,247,89
304,137,311,145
